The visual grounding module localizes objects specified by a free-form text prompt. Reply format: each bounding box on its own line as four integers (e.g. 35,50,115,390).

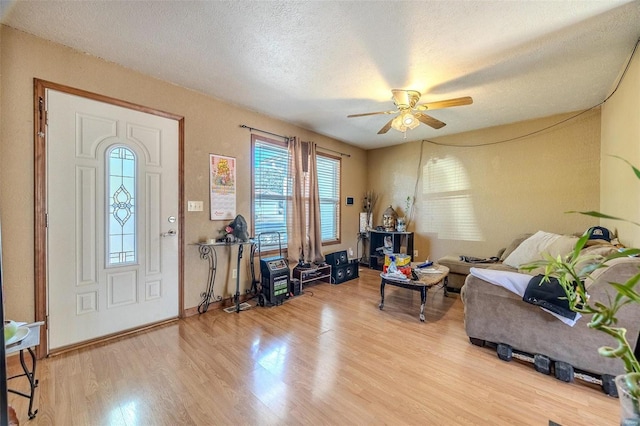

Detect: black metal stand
195,240,254,314
197,244,222,314
234,244,244,313
7,347,39,419
356,232,369,266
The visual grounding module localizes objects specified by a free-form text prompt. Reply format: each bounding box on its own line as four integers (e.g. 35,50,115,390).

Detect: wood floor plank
7,267,619,425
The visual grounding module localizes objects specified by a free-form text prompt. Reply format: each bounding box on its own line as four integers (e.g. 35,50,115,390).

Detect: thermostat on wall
345,196,354,205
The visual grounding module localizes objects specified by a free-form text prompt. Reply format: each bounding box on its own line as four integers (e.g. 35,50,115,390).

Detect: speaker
290,278,301,296
331,263,358,284
325,250,348,267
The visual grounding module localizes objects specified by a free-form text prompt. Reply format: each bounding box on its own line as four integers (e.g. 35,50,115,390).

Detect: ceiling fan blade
347,110,396,118
415,113,446,129
415,96,473,111
377,118,394,134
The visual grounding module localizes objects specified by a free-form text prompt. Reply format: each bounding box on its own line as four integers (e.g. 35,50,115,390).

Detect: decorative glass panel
107,147,137,266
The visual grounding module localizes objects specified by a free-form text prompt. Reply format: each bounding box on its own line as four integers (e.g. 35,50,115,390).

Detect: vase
616,374,640,426
397,217,406,232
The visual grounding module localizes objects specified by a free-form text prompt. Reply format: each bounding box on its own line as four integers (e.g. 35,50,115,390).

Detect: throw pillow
500,233,533,261
503,230,562,268
545,234,579,258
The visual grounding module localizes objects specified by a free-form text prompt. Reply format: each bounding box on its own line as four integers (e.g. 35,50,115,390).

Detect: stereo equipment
325,250,348,267
331,262,358,284
259,256,290,306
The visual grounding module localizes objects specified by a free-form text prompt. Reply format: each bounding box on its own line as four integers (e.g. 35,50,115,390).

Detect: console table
6,321,45,419
194,240,255,314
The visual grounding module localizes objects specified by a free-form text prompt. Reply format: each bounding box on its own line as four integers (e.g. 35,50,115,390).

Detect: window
107,146,137,266
252,135,341,252
317,154,340,243
252,136,290,251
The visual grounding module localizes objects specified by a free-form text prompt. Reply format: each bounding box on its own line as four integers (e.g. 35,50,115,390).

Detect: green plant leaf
609,283,640,303
566,210,640,228
578,262,605,277
566,210,640,226
622,272,640,289
608,273,640,303
604,249,640,262
572,233,590,259
611,155,640,180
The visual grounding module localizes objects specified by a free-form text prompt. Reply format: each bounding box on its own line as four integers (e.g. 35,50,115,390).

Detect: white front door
46,89,179,350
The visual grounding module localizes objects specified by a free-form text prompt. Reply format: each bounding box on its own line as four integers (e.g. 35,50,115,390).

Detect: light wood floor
8,267,618,425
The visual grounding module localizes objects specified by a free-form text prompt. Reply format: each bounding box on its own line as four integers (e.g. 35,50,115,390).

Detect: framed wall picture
209,154,236,220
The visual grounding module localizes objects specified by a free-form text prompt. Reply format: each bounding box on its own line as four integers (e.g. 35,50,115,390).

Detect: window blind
253,137,290,251
317,154,340,242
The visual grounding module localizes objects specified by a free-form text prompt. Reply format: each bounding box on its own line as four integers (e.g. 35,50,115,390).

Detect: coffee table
379,263,450,322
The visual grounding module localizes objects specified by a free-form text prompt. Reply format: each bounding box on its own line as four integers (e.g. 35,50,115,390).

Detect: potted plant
525,157,640,423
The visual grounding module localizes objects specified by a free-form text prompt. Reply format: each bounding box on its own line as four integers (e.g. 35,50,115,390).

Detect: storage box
384,253,411,267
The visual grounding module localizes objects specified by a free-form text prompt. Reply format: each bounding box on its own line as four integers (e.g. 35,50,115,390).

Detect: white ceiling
2,1,640,149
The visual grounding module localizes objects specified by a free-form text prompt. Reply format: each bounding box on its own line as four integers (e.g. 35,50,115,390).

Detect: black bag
228,215,249,242
522,274,577,320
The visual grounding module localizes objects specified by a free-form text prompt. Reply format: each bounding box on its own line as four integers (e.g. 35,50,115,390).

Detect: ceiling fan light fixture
391,111,419,132
402,112,419,128
349,89,473,135
390,114,407,132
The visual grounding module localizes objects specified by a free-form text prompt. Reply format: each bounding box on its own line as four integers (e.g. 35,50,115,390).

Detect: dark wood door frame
33,79,185,358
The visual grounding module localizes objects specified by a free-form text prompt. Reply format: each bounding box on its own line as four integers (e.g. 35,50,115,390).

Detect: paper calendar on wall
210,154,236,220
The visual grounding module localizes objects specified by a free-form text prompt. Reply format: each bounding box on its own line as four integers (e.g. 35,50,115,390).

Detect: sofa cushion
438,255,496,276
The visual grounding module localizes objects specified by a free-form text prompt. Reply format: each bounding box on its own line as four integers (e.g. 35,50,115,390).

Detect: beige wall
0,26,367,321
367,109,602,261
601,46,640,248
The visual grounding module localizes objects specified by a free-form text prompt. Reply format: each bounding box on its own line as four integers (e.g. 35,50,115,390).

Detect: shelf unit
293,264,332,288
368,230,414,270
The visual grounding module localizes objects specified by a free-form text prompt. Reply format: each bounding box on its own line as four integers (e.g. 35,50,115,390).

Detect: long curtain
287,137,306,264
287,138,324,264
306,142,324,263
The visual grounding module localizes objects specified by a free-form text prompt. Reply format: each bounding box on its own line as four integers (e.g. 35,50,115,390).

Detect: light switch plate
187,201,204,212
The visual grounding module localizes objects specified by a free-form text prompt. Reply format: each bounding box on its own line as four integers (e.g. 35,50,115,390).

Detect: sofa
460,233,640,394
438,233,532,292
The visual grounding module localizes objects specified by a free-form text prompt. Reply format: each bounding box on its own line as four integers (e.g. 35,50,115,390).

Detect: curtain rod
240,124,351,158
239,124,288,140
303,142,351,158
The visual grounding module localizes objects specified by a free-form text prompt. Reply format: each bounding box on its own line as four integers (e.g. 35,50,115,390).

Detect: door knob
161,230,177,237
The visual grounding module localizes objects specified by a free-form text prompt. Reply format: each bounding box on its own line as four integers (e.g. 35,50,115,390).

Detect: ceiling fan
347,89,473,135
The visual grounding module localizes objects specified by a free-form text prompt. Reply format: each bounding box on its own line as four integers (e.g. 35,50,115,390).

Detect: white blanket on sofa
469,267,580,326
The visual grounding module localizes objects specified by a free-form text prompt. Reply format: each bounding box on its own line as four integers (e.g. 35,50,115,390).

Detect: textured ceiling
2,0,640,149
